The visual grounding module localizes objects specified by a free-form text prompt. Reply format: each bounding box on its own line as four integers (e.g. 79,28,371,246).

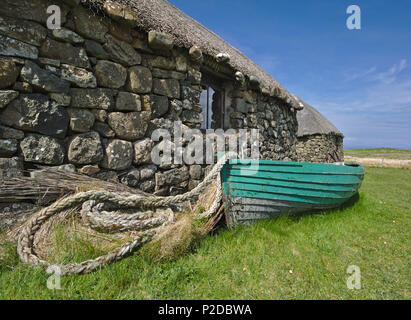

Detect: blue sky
168,0,411,149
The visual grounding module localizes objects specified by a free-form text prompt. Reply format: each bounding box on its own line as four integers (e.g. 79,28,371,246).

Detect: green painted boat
221,159,364,228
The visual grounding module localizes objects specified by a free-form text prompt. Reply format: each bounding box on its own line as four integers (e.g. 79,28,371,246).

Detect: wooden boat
221,159,364,228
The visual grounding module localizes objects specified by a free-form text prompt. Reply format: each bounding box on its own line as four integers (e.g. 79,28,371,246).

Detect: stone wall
0,0,298,199
296,134,344,163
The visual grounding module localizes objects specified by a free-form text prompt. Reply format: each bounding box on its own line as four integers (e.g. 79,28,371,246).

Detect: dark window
200,82,224,130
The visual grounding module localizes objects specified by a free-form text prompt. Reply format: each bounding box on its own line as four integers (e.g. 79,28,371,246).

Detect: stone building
295,98,344,163
0,0,304,199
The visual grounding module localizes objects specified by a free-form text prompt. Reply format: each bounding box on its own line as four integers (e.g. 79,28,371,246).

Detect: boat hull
221,160,364,228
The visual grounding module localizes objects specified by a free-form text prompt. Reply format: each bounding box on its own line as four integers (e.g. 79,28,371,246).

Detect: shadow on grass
287,192,361,222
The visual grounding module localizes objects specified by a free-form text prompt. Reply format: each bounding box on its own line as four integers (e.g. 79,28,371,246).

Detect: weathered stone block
146,118,174,137
0,15,47,47
233,98,248,113
101,139,134,171
188,67,201,84
0,125,24,140
104,34,141,66
95,60,127,89
175,54,188,72
155,167,189,188
20,60,70,93
0,157,23,179
68,131,104,165
181,85,201,102
153,79,180,99
0,59,19,89
107,111,150,141
0,139,18,157
70,88,115,110
1,94,69,138
127,66,152,94
149,94,169,118
148,31,174,50
0,90,19,108
49,93,71,106
73,6,108,43
61,64,97,88
148,56,176,70
133,138,153,165
52,28,84,45
139,164,157,181
40,39,90,69
20,134,65,165
0,35,38,59
116,92,141,111
103,1,139,26
189,46,203,64
84,40,110,60
67,108,95,133
120,169,140,187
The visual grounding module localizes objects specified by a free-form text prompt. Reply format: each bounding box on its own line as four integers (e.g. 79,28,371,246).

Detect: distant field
344,148,411,160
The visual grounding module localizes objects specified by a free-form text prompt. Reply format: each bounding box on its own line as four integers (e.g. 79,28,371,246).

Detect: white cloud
343,59,408,84
371,59,408,84
344,66,377,81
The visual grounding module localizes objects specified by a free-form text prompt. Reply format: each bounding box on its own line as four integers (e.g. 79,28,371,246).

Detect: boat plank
227,169,363,185
228,175,358,192
229,182,355,199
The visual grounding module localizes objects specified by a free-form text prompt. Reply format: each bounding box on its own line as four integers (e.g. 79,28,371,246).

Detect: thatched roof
81,0,302,110
295,97,343,138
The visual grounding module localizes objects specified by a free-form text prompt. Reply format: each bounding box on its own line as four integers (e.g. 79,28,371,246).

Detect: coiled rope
17,155,229,275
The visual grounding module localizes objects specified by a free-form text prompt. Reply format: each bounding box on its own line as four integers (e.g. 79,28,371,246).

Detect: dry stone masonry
295,99,344,163
297,134,344,163
0,0,304,207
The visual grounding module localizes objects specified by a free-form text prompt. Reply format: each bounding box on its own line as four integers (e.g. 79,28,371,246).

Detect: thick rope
16,154,231,275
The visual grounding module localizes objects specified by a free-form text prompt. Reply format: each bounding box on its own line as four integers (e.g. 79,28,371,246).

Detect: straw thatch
295,97,343,138
81,0,302,110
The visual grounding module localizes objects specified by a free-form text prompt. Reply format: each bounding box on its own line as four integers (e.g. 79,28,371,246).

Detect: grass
345,148,411,160
0,166,410,299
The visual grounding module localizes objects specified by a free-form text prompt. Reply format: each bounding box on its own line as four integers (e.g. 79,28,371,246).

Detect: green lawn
345,148,411,160
1,167,410,300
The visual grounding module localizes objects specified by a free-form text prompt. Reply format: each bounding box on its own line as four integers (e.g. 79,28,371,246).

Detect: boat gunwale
227,166,364,176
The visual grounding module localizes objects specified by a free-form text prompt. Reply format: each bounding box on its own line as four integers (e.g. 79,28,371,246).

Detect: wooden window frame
200,74,225,130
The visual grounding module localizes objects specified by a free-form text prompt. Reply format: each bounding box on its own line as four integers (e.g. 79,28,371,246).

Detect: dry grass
140,215,204,263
